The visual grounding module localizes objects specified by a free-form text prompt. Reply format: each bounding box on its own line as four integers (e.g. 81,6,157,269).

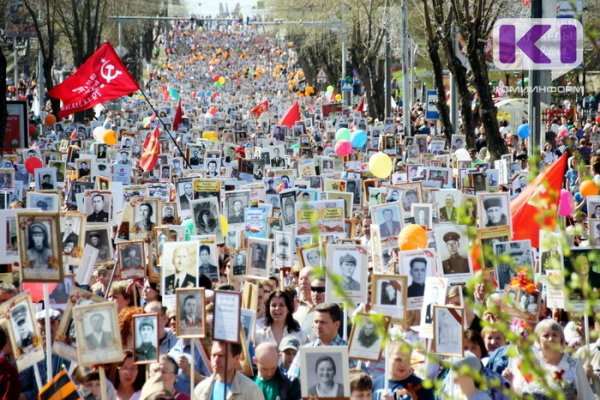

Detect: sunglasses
311,286,325,293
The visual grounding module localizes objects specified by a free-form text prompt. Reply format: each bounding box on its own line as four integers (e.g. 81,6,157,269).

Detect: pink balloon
558,189,574,217
335,140,353,157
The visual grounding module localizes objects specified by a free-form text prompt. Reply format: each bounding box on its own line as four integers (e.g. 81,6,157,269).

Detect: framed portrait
539,230,564,275
133,313,159,364
225,229,242,250
411,203,432,229
419,276,449,339
60,212,86,264
212,290,241,342
563,248,600,311
266,217,283,240
370,274,408,323
0,168,15,190
433,305,464,357
0,209,19,264
493,240,533,290
274,230,294,270
72,302,123,367
176,288,206,338
370,202,403,241
397,249,436,310
117,241,146,280
589,218,600,247
161,241,199,297
1,293,45,371
131,198,159,236
53,287,104,361
225,190,251,226
230,249,248,280
190,197,223,243
159,202,178,225
34,167,57,191
348,313,391,361
299,346,350,398
433,224,472,284
198,241,219,281
176,178,195,216
298,243,322,269
83,190,113,224
434,189,461,224
477,192,511,229
450,134,466,151
240,308,257,344
246,237,272,279
326,244,368,304
428,167,451,187
84,225,114,264
16,211,62,282
280,190,298,225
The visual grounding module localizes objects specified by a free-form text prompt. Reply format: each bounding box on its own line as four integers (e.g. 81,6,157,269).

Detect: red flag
139,126,161,172
250,101,269,117
173,100,183,131
356,95,366,112
511,153,568,248
48,42,139,118
279,101,301,128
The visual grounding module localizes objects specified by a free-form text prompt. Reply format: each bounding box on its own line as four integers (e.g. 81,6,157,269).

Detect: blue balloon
350,130,367,148
574,192,584,203
517,123,530,139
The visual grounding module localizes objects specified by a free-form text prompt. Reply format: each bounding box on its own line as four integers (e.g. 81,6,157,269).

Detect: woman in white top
255,290,307,346
503,319,594,399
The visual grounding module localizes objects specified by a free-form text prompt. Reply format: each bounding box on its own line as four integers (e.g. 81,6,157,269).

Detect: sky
183,0,258,18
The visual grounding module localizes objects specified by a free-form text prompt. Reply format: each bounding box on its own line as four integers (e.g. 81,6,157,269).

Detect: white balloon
455,148,471,162
593,175,600,187
92,126,106,143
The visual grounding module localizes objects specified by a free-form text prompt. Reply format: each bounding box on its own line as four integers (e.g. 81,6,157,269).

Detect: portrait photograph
325,244,368,304
176,179,195,215
34,167,57,191
161,241,199,297
493,240,533,291
117,241,146,279
17,211,62,282
27,192,59,212
411,203,432,229
159,202,178,225
73,302,123,367
274,230,294,270
433,305,464,357
478,193,511,229
348,313,390,361
230,249,248,280
370,274,408,323
84,225,114,264
76,159,92,179
434,189,461,224
0,209,19,264
176,288,206,338
225,190,251,225
539,230,564,274
0,168,15,190
450,134,466,151
60,212,86,263
212,290,241,342
225,229,241,250
589,218,600,248
132,198,159,236
133,313,159,364
433,224,472,284
299,346,350,398
397,250,436,310
83,190,113,224
280,190,298,225
299,243,322,269
427,167,451,186
419,276,449,339
563,248,600,308
191,197,223,243
247,238,272,279
371,202,403,241
240,308,256,343
198,241,219,281
2,293,45,371
53,287,104,362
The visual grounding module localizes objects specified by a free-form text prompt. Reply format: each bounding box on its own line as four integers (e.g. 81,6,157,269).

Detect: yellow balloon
368,152,393,179
218,76,226,85
220,214,228,236
335,94,342,101
103,129,117,146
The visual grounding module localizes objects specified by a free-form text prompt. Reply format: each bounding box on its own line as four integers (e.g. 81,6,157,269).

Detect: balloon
202,131,218,141
335,140,352,157
326,85,334,93
350,130,367,148
594,175,600,187
103,129,117,146
454,148,471,162
574,192,583,203
368,152,393,179
25,156,43,174
335,128,351,141
180,218,195,241
398,224,428,251
209,106,218,115
558,189,574,217
558,128,569,138
92,126,106,142
580,180,599,198
213,75,220,82
214,82,222,89
220,215,228,236
218,76,226,85
335,94,342,102
44,114,56,126
517,123,530,139
291,144,300,149
28,124,36,137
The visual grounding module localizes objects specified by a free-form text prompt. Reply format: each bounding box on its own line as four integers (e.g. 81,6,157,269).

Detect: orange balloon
44,114,56,126
397,224,428,251
580,180,599,198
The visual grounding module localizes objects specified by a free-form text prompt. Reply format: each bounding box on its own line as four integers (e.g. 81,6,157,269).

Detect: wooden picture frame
212,290,241,343
348,313,390,361
17,211,63,282
73,302,123,367
370,274,408,324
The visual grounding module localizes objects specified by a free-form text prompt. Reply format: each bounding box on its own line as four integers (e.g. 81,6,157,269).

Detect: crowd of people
1,15,600,400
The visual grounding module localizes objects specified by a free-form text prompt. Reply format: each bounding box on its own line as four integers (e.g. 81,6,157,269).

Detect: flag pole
139,90,191,169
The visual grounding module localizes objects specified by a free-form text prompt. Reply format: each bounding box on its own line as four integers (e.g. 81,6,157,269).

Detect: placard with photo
433,224,472,285
60,212,86,265
230,249,248,280
212,290,241,342
539,230,564,275
411,203,432,229
433,305,464,357
493,240,533,291
419,276,449,339
299,346,350,398
133,313,159,364
190,197,223,243
84,225,114,264
17,211,63,282
117,240,146,280
73,302,123,367
370,202,403,241
348,313,390,361
478,192,511,229
563,248,600,311
274,230,294,270
326,244,368,304
246,238,272,279
34,167,57,191
434,189,461,224
370,274,407,323
83,190,113,224
225,190,251,226
161,241,199,298
397,250,436,311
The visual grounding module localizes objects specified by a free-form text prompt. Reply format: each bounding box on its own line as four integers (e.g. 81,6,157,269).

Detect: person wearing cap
379,208,400,238
441,231,470,274
253,342,300,400
483,197,507,227
26,222,53,269
276,235,290,266
11,304,33,348
338,253,360,291
136,318,158,361
279,336,300,373
88,231,110,261
85,312,113,350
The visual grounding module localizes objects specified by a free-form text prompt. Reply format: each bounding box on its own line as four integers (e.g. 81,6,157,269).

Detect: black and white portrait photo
348,313,390,361
411,204,432,229
84,226,114,263
419,276,449,339
133,314,159,363
433,225,472,283
118,241,145,279
162,242,199,296
300,347,350,398
191,198,223,242
176,288,206,338
60,213,84,258
433,305,464,357
371,202,403,240
274,230,294,270
134,201,157,234
34,168,57,191
231,250,247,278
17,212,62,282
3,295,44,370
198,243,218,281
478,193,510,228
280,191,297,226
398,250,436,311
325,245,368,304
225,190,250,225
435,189,461,223
177,180,194,213
84,191,112,224
247,238,271,278
73,302,123,367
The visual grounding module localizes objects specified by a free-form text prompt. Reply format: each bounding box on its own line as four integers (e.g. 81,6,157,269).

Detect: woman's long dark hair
264,290,300,332
109,349,146,392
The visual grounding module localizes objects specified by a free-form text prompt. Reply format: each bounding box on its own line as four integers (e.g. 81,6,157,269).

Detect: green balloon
335,128,351,141
326,85,334,93
291,144,300,149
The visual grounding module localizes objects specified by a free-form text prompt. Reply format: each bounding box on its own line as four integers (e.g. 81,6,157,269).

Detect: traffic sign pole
528,0,542,159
